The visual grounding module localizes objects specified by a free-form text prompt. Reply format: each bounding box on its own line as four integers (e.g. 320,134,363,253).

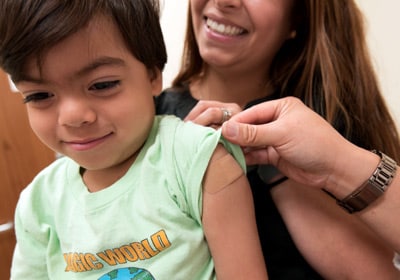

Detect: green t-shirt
11,115,245,280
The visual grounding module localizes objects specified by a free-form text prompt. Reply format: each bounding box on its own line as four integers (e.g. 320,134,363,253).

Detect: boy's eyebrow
19,56,126,84
74,56,126,78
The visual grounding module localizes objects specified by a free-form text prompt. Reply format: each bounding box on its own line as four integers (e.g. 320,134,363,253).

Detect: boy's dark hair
0,0,167,82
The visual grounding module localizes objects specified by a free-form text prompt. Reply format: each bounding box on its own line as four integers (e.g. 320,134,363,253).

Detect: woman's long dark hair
173,0,400,162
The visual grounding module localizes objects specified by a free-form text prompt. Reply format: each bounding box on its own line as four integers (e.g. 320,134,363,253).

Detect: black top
155,87,323,279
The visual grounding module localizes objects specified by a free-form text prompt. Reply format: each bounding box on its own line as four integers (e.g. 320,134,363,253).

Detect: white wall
160,1,400,127
160,0,188,89
356,0,400,128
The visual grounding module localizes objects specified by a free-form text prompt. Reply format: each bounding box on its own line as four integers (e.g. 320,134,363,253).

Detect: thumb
222,120,267,147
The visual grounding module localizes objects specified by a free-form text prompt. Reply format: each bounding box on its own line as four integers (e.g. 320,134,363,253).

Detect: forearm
271,181,400,278
324,144,381,199
357,174,400,253
323,145,400,252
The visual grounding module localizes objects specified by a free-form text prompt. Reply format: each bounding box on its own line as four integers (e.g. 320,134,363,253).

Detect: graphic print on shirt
63,230,170,275
98,267,155,280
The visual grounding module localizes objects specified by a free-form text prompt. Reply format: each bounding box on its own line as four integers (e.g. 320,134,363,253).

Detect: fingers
230,97,297,124
220,108,232,123
185,100,241,127
242,147,273,166
222,97,305,147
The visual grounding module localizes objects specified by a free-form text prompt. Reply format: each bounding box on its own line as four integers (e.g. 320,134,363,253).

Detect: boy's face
16,16,162,178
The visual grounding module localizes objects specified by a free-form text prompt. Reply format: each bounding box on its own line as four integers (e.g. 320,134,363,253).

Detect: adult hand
221,97,358,189
184,100,242,129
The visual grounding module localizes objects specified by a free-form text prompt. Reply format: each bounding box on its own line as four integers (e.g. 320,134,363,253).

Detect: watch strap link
337,150,397,213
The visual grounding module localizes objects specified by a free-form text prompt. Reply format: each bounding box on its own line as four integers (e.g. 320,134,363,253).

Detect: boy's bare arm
202,144,268,279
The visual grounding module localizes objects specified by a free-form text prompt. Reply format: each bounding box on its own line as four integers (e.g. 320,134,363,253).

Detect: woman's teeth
206,18,245,36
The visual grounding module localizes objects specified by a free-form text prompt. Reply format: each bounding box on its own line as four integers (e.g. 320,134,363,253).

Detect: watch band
337,150,397,213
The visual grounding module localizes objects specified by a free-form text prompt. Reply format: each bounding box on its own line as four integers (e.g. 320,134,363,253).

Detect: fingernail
223,121,238,138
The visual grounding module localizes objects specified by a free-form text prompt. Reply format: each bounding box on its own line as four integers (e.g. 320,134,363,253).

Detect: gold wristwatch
337,150,397,213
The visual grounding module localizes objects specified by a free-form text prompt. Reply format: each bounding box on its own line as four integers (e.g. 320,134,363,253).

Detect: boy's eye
89,80,120,91
23,92,53,103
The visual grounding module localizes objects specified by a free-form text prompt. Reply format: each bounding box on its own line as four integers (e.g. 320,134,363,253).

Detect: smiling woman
160,0,400,125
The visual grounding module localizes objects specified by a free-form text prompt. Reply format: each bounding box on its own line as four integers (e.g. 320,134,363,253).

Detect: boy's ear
149,68,162,96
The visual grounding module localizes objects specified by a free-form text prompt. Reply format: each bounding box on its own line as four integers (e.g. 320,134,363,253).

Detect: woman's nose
58,98,96,127
213,0,242,9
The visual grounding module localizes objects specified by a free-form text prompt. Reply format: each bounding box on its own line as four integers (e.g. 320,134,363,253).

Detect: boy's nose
58,99,96,127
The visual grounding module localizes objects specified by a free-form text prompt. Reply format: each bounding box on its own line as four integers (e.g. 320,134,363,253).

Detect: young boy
0,0,267,279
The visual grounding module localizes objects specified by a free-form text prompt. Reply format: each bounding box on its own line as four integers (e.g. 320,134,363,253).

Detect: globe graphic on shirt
98,267,155,280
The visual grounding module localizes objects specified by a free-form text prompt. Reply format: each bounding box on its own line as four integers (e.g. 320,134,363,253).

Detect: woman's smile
205,17,246,37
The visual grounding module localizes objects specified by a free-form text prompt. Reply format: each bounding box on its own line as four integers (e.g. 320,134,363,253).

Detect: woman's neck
191,67,272,108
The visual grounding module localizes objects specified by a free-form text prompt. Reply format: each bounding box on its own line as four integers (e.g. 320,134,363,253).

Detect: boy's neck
80,150,139,192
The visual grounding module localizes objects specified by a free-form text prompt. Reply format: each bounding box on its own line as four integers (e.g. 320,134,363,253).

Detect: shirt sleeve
171,120,246,223
11,189,49,279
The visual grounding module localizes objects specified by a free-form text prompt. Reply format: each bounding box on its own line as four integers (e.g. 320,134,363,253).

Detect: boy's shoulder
156,115,218,139
32,155,76,182
154,115,243,163
16,156,79,219
21,156,79,198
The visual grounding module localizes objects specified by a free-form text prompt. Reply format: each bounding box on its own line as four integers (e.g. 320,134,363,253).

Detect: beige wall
160,0,188,89
160,0,400,128
356,0,400,128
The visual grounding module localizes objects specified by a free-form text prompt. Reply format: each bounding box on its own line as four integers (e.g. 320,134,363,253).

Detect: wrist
326,150,397,213
325,147,380,199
